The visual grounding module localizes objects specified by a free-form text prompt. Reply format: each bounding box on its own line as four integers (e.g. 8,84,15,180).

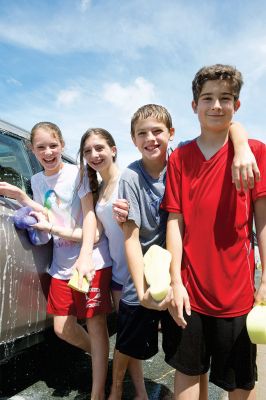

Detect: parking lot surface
1,318,226,400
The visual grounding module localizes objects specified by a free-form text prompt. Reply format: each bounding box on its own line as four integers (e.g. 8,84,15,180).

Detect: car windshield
0,130,33,196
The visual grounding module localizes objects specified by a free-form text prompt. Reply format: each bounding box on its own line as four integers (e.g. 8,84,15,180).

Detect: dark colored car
0,119,73,363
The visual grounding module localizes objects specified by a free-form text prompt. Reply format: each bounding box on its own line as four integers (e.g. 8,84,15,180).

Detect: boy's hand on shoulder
168,282,191,329
232,143,260,191
112,199,129,224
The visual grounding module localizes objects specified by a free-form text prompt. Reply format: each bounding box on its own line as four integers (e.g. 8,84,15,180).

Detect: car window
0,130,33,197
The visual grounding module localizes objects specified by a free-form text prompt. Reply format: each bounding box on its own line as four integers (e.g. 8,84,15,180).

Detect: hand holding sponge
13,206,42,245
68,269,90,293
144,245,171,302
246,303,266,344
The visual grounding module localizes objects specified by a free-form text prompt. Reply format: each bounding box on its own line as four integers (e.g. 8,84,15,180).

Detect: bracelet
49,224,53,234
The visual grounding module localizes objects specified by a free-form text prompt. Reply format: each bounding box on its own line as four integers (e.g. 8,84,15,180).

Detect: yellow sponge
246,304,266,344
68,269,90,293
144,245,171,302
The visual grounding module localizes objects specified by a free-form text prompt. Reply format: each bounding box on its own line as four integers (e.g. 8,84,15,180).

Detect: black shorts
115,300,168,360
163,310,257,392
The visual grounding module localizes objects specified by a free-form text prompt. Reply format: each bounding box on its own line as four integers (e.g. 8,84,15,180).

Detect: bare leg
229,388,256,400
111,289,121,314
174,370,200,400
108,349,130,400
127,358,148,400
87,313,109,400
111,290,148,399
53,315,91,353
199,373,208,400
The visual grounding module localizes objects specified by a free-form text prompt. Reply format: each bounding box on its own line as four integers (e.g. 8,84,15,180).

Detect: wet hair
130,104,172,137
30,122,65,146
78,128,117,206
192,64,243,104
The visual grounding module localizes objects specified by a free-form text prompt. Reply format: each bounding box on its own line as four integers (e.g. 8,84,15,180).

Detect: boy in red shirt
161,64,266,400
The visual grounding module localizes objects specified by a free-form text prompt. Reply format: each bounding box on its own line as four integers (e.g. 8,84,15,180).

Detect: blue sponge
13,206,41,245
13,206,37,229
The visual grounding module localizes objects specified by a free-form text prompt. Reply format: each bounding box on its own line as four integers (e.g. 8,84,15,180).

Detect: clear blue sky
0,0,265,167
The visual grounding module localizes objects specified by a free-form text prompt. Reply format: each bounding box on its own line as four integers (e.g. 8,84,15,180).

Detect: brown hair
130,104,172,137
78,128,117,206
30,122,65,146
192,64,243,104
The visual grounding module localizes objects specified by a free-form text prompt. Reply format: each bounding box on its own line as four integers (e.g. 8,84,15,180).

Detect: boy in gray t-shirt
108,104,174,400
119,159,168,305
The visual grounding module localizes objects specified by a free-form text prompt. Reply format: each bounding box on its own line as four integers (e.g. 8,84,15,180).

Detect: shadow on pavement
0,312,173,399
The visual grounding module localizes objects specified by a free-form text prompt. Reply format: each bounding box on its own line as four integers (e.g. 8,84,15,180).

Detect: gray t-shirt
118,159,168,305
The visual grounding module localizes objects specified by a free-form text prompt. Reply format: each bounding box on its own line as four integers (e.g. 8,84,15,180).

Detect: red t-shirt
161,139,266,317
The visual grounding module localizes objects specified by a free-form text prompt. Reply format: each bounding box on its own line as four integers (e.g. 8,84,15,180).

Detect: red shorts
47,266,112,319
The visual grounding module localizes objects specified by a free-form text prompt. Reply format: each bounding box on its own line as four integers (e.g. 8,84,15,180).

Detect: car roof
0,119,75,163
0,119,30,140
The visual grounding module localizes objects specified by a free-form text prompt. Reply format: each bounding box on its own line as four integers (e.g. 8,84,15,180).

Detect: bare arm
166,212,190,328
123,220,166,310
30,215,83,241
254,197,266,304
0,181,44,212
229,122,260,191
70,192,97,286
30,209,101,243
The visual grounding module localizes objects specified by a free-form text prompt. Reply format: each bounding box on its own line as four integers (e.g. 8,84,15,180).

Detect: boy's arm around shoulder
229,122,260,191
166,212,191,328
254,196,266,305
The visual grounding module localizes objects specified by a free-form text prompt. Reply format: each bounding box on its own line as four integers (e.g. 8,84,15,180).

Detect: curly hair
192,64,243,104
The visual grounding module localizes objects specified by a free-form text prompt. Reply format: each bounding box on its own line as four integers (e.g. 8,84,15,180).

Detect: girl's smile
31,127,64,176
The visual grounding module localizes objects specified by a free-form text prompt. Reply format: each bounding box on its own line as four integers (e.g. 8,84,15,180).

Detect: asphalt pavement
0,314,227,400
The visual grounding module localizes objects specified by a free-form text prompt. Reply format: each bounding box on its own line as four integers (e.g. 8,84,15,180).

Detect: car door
0,126,52,361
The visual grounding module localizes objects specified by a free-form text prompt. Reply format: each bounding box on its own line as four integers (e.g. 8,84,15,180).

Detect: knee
87,314,107,337
54,319,75,341
54,327,63,340
54,324,68,340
